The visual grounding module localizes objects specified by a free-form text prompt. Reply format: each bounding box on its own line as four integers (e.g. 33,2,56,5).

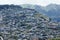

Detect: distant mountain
0,4,59,22
21,4,46,14
21,4,60,22
0,5,60,40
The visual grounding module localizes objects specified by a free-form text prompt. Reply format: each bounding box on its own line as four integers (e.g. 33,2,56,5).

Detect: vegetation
0,5,60,40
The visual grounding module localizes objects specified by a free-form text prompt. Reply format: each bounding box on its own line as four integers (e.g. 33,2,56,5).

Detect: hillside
0,5,51,40
21,4,60,22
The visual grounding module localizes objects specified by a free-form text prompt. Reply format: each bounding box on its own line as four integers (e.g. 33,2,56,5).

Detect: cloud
0,0,60,6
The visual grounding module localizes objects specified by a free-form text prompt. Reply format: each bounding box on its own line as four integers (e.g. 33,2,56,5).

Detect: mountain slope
0,5,50,40
21,4,60,22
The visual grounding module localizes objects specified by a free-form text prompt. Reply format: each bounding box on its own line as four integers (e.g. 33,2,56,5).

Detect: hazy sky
0,0,60,6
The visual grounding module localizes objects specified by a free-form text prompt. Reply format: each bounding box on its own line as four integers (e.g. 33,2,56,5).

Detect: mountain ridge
21,4,60,22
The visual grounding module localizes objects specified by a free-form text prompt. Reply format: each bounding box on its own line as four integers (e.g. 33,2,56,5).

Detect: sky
0,0,60,6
